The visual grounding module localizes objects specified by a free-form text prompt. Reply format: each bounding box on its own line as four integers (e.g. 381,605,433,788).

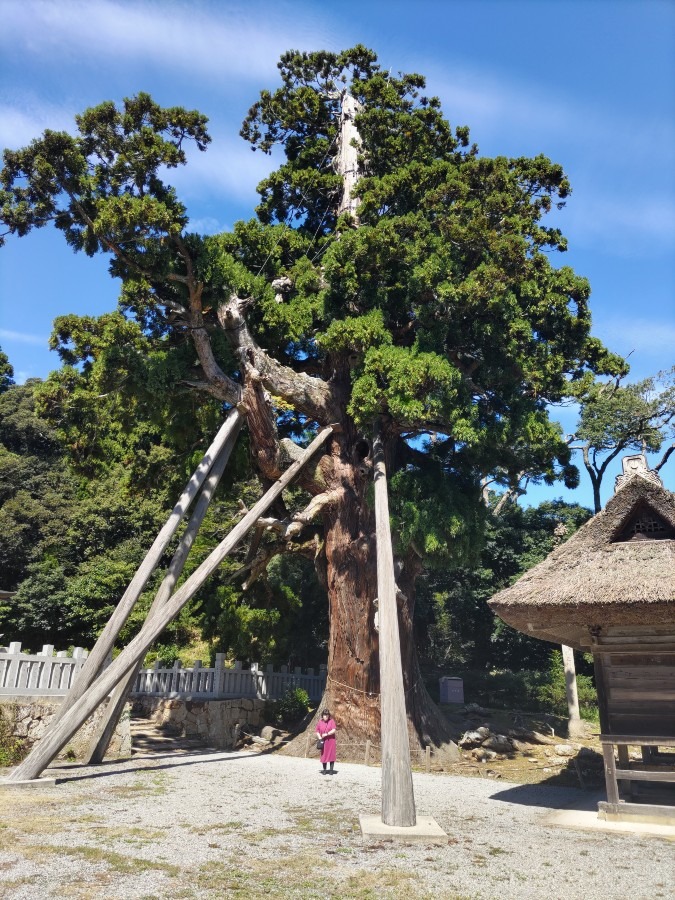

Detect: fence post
250,662,261,699
214,654,225,698
7,642,22,692
425,745,431,774
151,660,161,693
171,659,182,694
192,660,202,694
72,648,86,687
365,739,371,767
55,651,68,691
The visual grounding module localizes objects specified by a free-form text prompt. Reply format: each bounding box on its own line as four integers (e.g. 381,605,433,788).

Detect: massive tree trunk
267,421,458,759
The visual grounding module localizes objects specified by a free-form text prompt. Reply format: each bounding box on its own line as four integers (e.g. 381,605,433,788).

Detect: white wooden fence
132,655,327,702
0,642,89,696
0,643,326,702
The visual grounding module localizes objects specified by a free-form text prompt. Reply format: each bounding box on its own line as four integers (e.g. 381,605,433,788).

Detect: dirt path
1,746,673,899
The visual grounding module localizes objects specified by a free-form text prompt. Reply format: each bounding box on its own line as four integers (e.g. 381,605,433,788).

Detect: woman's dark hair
321,708,331,717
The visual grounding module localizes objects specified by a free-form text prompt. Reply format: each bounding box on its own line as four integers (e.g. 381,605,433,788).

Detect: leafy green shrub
0,707,28,768
435,654,598,720
143,643,182,667
267,686,311,727
537,651,598,720
442,668,548,711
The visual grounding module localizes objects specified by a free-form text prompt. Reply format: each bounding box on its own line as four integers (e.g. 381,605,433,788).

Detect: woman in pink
315,708,337,774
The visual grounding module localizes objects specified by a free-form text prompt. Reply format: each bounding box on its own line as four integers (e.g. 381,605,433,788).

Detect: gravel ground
1,748,673,900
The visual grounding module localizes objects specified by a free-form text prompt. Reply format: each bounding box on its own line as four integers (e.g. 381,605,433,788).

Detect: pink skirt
320,735,336,763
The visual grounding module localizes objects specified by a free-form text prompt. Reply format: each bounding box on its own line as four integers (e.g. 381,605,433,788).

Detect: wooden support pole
51,410,244,729
602,742,620,805
5,426,334,782
561,644,582,737
425,745,431,774
83,417,243,764
372,418,416,828
365,739,371,767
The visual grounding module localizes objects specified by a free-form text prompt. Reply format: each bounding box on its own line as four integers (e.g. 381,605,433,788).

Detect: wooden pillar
561,644,582,736
5,426,334,782
373,418,416,827
602,741,620,805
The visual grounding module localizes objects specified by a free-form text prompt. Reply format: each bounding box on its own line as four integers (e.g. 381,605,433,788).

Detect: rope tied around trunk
326,673,380,699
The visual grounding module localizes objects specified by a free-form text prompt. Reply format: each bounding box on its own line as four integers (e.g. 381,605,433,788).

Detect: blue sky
0,0,673,508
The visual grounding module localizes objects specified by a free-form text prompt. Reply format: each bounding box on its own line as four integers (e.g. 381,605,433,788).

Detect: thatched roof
489,474,675,643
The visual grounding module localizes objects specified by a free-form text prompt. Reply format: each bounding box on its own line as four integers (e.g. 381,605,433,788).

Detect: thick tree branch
217,294,339,422
493,474,529,515
255,488,342,540
227,534,322,591
654,441,675,473
188,283,242,406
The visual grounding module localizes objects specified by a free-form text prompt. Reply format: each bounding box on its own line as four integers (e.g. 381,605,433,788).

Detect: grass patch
0,706,29,767
286,804,357,836
190,852,445,899
61,844,181,877
190,821,244,836
105,774,169,799
86,824,165,845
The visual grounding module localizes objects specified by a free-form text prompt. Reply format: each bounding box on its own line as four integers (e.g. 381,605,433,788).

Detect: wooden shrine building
489,455,675,824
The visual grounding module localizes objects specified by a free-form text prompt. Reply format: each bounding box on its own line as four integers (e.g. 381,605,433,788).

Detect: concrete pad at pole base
0,777,59,790
359,814,447,843
543,808,675,840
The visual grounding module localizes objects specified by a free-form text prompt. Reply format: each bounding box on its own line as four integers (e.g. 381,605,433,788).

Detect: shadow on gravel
490,782,605,810
48,749,267,783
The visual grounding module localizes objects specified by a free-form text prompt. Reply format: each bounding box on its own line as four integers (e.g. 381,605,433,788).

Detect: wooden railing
0,643,89,696
0,643,326,702
132,656,327,702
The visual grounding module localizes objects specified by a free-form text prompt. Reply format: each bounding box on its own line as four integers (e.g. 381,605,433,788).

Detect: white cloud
1,0,329,83
597,319,675,356
186,216,228,236
0,329,48,346
170,135,275,203
427,62,674,168
0,102,74,149
563,192,675,254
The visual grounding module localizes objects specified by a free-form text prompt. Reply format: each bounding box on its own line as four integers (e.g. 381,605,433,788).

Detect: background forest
3,341,671,717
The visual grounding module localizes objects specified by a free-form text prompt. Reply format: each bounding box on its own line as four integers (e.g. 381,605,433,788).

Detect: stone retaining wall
132,696,266,750
0,697,132,761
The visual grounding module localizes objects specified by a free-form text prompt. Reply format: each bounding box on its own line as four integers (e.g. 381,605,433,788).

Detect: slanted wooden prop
5,422,334,783
84,416,243,764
